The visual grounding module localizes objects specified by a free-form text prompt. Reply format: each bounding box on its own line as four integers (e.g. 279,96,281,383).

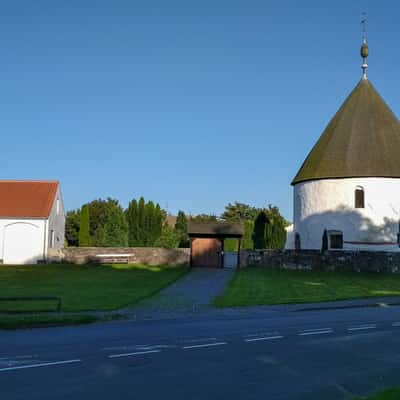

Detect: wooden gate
191,238,222,268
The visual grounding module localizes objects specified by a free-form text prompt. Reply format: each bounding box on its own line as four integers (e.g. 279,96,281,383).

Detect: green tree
253,211,268,249
65,209,80,247
126,199,139,246
242,220,254,249
126,198,165,247
154,203,164,241
221,202,259,222
144,201,156,246
154,224,180,249
104,201,128,247
190,214,218,223
175,210,189,247
137,197,146,246
79,198,129,247
224,238,238,251
79,204,90,247
264,205,287,250
87,199,113,246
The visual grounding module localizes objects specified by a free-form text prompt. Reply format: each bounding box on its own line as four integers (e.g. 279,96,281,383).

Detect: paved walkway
130,267,234,319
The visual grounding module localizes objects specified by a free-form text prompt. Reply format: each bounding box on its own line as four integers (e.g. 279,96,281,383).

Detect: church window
355,186,365,208
328,230,343,249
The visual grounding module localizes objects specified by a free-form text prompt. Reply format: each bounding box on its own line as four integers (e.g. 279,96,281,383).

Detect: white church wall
293,177,400,251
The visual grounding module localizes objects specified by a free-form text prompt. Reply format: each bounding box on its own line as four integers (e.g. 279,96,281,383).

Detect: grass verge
0,263,188,312
214,267,400,307
353,388,400,399
0,314,125,330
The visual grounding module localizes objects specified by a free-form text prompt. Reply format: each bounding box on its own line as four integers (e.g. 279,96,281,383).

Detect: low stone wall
48,247,190,266
240,249,400,273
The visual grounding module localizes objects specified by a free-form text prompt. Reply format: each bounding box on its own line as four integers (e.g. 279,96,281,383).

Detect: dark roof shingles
292,79,400,184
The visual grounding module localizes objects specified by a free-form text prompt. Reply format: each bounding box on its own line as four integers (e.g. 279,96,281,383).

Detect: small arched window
355,186,365,208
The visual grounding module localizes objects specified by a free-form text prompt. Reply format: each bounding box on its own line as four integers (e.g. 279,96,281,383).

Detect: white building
289,34,400,252
0,180,65,264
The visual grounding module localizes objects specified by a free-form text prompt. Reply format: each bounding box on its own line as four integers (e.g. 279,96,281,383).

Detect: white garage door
3,223,43,264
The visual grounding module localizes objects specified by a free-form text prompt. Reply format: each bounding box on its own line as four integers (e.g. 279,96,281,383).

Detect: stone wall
240,249,400,273
48,247,190,266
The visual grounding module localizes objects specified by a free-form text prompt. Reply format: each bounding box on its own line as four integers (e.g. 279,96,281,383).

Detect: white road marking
245,335,284,342
0,355,37,361
181,337,217,343
347,324,376,332
108,350,161,359
243,332,279,338
0,359,81,372
182,342,227,350
298,329,333,336
102,344,172,352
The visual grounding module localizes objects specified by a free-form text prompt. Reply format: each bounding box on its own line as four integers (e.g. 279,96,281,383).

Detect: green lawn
354,388,400,399
214,267,400,307
0,263,188,312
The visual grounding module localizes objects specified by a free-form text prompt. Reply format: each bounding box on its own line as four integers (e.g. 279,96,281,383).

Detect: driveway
131,267,234,319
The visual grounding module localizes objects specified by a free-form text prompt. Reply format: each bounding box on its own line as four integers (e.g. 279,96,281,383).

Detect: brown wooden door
191,238,222,267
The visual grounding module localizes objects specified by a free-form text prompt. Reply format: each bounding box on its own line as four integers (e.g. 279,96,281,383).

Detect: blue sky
1,1,399,219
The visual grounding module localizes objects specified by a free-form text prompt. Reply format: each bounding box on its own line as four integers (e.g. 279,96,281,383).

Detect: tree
242,220,254,250
221,202,259,222
87,199,113,246
224,238,238,251
253,211,268,249
154,224,180,249
126,197,165,247
126,199,139,246
263,205,287,250
175,210,189,247
154,203,164,241
190,214,218,223
79,198,129,247
137,197,146,246
65,209,80,247
103,201,128,247
144,201,156,246
79,204,90,247
221,202,288,250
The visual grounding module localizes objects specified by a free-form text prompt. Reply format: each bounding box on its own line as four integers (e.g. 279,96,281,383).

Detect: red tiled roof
0,180,59,218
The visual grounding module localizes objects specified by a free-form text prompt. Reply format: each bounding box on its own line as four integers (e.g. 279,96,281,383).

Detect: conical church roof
292,79,400,185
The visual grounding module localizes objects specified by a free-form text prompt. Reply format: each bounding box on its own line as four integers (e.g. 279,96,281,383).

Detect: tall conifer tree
126,199,139,246
79,204,90,247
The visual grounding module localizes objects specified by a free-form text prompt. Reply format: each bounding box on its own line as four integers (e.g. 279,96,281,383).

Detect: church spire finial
360,13,369,80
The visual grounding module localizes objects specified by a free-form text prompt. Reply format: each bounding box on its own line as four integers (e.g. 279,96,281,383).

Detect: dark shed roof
292,79,400,185
188,222,244,238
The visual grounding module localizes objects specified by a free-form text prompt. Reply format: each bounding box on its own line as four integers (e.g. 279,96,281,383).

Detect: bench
94,254,132,264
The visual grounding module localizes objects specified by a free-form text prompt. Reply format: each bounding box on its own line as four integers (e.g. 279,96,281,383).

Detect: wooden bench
94,254,132,264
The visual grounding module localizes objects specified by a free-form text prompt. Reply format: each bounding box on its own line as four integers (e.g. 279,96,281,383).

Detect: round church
288,33,400,252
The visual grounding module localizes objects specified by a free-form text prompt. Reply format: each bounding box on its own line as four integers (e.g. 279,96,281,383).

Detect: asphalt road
2,306,400,399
